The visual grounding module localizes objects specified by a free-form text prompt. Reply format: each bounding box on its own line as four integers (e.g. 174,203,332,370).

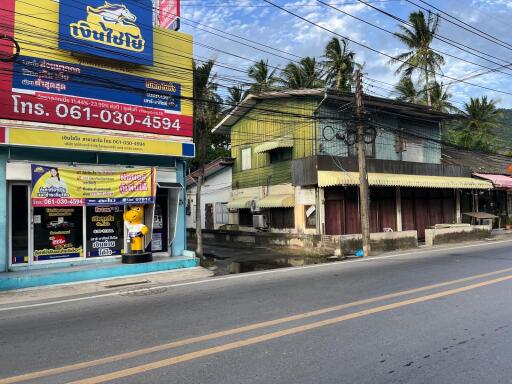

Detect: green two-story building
213,89,492,239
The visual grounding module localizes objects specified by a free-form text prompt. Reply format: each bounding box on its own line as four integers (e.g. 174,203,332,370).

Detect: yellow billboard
1,0,193,138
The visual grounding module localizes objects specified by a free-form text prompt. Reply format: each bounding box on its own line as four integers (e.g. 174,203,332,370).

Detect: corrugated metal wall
231,98,316,189
317,105,441,164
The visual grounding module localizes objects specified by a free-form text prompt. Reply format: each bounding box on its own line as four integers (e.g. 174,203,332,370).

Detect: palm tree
452,96,502,151
225,85,245,110
427,81,458,113
390,11,445,107
394,76,420,103
280,57,325,89
193,59,221,259
323,37,358,91
247,59,279,94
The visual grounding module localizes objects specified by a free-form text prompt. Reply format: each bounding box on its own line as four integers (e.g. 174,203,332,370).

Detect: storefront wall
1,148,187,272
324,186,457,239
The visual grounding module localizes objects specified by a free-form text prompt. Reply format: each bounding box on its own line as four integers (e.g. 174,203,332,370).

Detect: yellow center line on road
66,273,512,384
2,267,512,384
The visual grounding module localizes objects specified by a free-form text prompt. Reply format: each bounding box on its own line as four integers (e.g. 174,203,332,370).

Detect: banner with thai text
31,164,156,207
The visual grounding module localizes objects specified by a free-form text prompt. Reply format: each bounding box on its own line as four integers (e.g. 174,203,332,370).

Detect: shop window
239,209,252,226
269,148,292,164
271,208,294,229
33,207,84,261
305,205,316,228
241,148,252,170
86,206,124,257
215,203,229,225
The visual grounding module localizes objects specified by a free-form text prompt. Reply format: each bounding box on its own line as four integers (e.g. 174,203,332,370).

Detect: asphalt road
1,240,512,384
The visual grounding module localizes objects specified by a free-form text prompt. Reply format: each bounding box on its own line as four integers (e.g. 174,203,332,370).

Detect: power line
261,0,512,98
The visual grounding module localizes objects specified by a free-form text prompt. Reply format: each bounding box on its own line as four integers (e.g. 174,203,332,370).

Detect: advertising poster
33,207,83,261
31,164,156,207
157,0,180,31
0,0,193,137
86,206,124,257
59,0,154,65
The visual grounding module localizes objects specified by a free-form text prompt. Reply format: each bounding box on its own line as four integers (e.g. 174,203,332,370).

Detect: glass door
9,184,31,265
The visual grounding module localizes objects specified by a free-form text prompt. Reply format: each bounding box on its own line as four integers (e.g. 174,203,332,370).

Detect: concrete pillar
317,187,325,235
455,189,461,223
294,203,305,234
0,150,7,272
396,187,402,232
172,159,186,257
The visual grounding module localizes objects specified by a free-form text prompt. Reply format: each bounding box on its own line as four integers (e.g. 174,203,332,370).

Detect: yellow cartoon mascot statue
122,205,153,264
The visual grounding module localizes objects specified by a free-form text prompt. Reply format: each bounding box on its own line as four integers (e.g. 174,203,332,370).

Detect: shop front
0,0,197,286
6,158,189,270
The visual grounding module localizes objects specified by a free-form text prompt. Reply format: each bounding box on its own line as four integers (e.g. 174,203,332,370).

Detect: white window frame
215,202,229,225
241,148,252,170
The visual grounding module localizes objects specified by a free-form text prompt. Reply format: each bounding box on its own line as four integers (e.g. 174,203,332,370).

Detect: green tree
427,81,458,113
450,96,502,151
280,57,325,89
323,37,358,91
390,11,445,107
225,85,246,110
192,59,222,259
247,59,279,94
394,76,420,103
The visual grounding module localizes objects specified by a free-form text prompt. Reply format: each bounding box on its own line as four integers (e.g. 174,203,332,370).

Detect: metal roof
442,147,512,175
213,88,457,135
317,171,493,189
226,197,253,209
258,194,295,208
186,157,234,187
254,136,294,153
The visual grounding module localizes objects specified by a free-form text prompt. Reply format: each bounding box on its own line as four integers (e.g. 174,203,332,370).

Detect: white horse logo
86,2,137,26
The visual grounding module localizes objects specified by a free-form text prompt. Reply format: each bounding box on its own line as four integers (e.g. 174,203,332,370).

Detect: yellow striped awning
254,136,294,153
317,171,493,190
258,194,295,208
227,197,253,209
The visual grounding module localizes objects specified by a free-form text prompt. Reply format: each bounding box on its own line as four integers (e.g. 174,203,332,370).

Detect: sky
178,0,512,110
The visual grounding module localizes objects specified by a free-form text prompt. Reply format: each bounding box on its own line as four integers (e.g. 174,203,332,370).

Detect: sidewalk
0,254,200,291
0,266,213,308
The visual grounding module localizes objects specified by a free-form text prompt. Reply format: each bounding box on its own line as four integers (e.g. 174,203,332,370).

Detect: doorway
9,184,30,265
151,190,169,253
205,203,214,230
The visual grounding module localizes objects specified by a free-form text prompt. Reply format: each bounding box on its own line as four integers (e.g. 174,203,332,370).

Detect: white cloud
181,0,512,107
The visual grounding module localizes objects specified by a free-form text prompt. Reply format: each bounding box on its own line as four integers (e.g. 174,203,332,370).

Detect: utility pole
354,69,371,256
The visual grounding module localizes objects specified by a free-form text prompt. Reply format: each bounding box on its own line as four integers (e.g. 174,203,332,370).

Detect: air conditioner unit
253,214,267,229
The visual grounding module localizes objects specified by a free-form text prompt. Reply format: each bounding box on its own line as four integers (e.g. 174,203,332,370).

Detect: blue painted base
0,256,200,291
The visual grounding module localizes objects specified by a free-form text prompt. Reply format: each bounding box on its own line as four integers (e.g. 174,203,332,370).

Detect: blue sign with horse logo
59,0,154,65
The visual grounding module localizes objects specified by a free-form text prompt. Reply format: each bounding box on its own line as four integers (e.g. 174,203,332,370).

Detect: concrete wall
424,225,491,246
190,229,418,256
186,167,232,230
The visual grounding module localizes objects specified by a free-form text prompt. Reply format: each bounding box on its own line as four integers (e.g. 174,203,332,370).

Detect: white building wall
186,167,232,230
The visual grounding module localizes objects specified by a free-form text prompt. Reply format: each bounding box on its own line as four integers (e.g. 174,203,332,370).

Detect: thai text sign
59,0,154,65
0,0,193,137
31,164,156,207
2,127,195,158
